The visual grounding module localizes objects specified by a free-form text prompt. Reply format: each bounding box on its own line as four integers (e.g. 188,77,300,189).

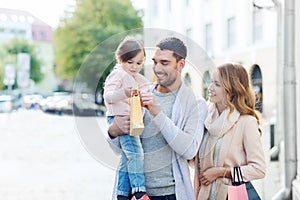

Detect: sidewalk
0,110,115,200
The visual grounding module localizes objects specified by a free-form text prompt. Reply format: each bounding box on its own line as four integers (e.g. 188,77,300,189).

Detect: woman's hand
199,167,224,186
108,115,130,138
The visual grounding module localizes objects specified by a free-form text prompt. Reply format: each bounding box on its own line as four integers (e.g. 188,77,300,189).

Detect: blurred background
0,0,299,199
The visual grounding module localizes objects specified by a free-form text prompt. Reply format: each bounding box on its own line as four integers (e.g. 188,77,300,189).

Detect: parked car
40,92,72,115
23,94,43,109
73,93,105,116
0,95,13,112
0,94,20,112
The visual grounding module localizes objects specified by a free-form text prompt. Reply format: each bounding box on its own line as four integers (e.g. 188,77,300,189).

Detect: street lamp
252,0,277,10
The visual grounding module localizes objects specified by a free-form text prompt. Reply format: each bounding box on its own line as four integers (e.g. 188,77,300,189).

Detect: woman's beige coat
194,115,266,199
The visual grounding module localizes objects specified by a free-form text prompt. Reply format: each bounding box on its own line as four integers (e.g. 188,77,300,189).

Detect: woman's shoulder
239,114,256,120
238,115,257,126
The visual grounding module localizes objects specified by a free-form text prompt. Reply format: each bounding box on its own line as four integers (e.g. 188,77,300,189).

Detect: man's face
152,48,184,89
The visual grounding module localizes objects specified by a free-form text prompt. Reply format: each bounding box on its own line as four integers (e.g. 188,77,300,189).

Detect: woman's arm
241,116,266,181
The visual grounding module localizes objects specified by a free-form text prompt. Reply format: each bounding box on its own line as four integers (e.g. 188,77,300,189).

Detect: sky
0,0,145,28
0,0,75,28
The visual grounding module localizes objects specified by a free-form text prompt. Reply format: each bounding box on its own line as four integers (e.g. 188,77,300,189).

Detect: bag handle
130,89,144,108
232,166,245,186
131,89,139,98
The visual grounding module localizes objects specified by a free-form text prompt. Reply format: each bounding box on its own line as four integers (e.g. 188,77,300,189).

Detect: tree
53,0,143,94
1,39,43,90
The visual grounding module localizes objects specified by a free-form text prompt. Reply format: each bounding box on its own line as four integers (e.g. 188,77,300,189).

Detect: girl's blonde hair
217,63,261,134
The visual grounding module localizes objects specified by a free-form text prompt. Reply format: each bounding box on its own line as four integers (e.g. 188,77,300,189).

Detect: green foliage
5,39,44,84
53,0,143,92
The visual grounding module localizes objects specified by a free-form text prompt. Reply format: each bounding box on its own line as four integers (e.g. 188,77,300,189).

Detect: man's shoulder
179,85,206,101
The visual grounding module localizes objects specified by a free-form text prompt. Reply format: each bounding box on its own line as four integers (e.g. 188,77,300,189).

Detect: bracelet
223,167,228,178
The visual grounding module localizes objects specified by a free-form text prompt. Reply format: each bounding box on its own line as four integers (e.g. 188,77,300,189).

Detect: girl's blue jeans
107,116,146,197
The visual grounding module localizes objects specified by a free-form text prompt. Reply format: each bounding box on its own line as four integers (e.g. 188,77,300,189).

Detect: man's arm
141,91,208,160
154,98,207,160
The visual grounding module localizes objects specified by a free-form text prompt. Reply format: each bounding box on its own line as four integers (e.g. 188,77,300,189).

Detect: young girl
104,36,150,200
194,63,266,199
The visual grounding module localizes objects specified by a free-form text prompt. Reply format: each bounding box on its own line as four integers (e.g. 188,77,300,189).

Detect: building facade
142,0,300,199
0,8,56,94
293,0,300,198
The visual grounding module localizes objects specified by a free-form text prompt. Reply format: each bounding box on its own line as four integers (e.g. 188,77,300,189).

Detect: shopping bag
245,181,261,200
228,166,249,200
129,89,144,136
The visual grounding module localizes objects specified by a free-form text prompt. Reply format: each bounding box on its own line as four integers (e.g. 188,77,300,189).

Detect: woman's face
208,71,227,109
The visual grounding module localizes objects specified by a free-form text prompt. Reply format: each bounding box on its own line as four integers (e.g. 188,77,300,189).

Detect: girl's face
208,71,227,111
121,51,145,76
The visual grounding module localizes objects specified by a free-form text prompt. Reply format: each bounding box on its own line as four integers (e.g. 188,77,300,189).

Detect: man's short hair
156,37,187,62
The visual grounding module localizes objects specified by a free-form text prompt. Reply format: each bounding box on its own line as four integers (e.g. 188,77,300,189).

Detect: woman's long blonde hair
217,63,261,134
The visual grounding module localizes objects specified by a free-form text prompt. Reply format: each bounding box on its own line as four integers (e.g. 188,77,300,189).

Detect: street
0,109,116,200
0,109,282,200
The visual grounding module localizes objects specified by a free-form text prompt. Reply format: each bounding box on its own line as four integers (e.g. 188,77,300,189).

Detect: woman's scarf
197,105,240,200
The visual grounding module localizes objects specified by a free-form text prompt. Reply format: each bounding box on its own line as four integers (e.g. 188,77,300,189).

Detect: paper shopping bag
228,166,249,200
129,89,144,136
228,184,249,200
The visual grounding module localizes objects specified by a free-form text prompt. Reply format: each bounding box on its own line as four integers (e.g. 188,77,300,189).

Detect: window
184,73,191,88
152,0,158,16
186,28,192,38
205,23,213,52
203,71,211,100
0,14,7,21
186,0,190,6
253,10,263,43
227,17,236,48
250,64,263,112
40,31,45,40
17,30,26,38
11,15,18,22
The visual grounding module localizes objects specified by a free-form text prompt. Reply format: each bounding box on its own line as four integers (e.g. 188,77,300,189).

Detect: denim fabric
107,116,146,196
149,194,176,200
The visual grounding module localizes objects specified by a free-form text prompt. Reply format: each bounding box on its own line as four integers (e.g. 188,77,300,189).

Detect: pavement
0,109,115,200
0,109,282,199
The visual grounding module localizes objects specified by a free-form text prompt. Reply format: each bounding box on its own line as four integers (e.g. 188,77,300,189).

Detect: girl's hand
124,87,133,97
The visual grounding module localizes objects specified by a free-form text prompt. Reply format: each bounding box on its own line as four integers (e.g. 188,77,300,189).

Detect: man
107,37,208,200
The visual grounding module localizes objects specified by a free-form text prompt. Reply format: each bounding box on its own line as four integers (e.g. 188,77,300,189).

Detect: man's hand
140,92,160,116
108,115,130,138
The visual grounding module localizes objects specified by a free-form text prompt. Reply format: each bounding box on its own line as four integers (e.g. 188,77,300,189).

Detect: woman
194,63,266,200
